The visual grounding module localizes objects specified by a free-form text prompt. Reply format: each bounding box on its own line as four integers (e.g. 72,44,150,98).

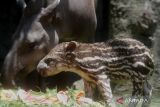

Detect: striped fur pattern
37,38,154,107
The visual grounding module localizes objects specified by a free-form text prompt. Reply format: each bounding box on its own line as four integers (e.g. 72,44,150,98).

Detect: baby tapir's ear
65,41,77,52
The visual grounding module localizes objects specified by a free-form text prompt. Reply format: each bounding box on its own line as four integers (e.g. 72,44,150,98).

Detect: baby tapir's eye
44,58,56,65
65,53,76,61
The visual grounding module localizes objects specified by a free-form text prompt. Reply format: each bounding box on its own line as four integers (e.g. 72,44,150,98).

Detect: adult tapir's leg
2,50,23,88
66,0,97,42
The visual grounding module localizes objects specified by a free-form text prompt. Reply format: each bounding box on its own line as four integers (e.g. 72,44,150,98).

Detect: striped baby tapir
37,38,154,107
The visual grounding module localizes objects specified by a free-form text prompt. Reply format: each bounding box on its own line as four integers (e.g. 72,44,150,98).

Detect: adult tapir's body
37,38,154,107
2,0,97,88
47,0,97,41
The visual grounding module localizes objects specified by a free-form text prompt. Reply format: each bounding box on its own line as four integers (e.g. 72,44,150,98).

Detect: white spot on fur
133,62,146,67
97,74,108,80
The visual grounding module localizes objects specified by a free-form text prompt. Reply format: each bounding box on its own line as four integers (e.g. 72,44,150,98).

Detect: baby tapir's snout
37,60,49,77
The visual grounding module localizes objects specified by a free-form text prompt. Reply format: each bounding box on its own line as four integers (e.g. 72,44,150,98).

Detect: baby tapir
37,38,154,107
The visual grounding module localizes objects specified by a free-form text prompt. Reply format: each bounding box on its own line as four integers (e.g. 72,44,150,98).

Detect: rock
151,0,160,90
109,0,156,47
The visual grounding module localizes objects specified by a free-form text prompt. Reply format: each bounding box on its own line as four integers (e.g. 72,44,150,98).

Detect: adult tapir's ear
65,41,77,52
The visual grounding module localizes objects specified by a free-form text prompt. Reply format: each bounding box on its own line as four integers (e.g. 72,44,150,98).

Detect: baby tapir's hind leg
129,80,143,107
142,80,152,107
97,74,116,107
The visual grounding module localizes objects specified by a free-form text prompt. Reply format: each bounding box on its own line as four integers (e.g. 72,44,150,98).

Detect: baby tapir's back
74,38,154,80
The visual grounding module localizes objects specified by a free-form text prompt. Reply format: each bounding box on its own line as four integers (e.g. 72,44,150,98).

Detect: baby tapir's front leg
84,74,115,107
97,74,116,107
84,80,102,101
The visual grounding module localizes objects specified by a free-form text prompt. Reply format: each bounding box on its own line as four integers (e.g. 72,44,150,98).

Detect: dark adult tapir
1,0,97,88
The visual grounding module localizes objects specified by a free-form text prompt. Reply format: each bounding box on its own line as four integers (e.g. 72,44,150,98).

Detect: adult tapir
1,0,97,89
